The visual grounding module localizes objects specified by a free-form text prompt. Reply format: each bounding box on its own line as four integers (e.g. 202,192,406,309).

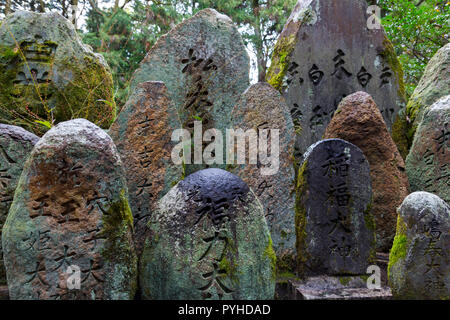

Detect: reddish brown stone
109,81,183,256
324,92,410,251
2,119,137,300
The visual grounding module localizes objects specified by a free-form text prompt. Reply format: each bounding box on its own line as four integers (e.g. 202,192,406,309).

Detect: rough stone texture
130,9,249,175
229,82,296,270
0,11,115,135
406,95,449,203
289,276,392,300
109,81,183,256
140,168,276,300
0,285,8,300
0,124,38,285
296,139,375,277
1,119,137,300
324,92,409,252
388,192,450,300
266,0,406,164
404,43,450,150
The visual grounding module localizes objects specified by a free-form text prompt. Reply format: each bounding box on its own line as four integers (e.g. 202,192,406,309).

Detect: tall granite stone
296,139,375,277
406,95,449,203
228,82,296,270
324,92,410,251
2,119,137,300
0,11,116,135
404,43,450,151
109,81,183,256
266,0,406,163
140,168,276,300
388,192,449,300
130,9,250,175
0,124,39,285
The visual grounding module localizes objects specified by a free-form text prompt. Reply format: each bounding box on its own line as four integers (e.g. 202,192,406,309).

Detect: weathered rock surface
406,95,449,203
109,81,183,256
0,11,115,135
289,276,392,300
404,43,450,150
1,119,137,300
324,92,409,251
266,0,406,164
229,82,296,270
140,168,276,300
388,192,449,300
130,9,249,175
0,124,38,285
296,139,375,277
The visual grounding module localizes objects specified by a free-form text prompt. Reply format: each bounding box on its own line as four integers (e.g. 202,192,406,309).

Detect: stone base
288,276,392,300
0,286,9,300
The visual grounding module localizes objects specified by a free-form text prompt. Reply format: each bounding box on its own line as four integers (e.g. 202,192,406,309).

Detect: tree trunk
5,0,11,15
252,0,266,82
70,0,79,28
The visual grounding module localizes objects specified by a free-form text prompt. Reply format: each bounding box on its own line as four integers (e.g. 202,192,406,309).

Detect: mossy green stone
0,11,116,135
388,192,449,300
139,168,275,300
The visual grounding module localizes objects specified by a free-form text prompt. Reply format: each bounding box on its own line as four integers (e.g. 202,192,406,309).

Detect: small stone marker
388,192,449,299
0,124,39,285
2,119,137,300
229,82,296,268
130,9,250,174
296,139,375,277
109,81,183,255
0,11,115,134
324,92,410,251
266,0,406,162
140,168,276,300
406,95,449,203
404,43,450,149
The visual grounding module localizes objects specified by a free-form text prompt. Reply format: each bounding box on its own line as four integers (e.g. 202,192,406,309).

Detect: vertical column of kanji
2,119,137,300
266,0,406,164
296,139,374,277
139,168,276,300
109,81,183,257
0,125,39,286
406,95,450,203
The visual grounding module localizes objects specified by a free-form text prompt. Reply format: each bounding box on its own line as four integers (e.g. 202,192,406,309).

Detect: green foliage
378,0,449,97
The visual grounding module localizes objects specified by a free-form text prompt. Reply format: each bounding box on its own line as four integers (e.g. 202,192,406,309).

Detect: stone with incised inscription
266,0,406,164
388,192,449,299
109,81,183,256
406,95,450,204
0,11,115,135
404,43,450,151
228,82,296,269
139,168,275,300
0,124,39,285
1,119,137,300
324,92,410,252
296,139,375,277
130,9,250,175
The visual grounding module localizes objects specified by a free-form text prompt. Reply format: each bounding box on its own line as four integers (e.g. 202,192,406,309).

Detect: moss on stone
266,34,297,92
264,235,277,280
387,214,408,280
339,277,351,286
295,160,309,278
381,37,407,101
100,189,135,263
391,110,410,159
0,43,116,136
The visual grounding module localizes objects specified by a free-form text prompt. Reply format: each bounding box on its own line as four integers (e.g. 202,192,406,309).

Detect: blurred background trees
0,0,448,107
